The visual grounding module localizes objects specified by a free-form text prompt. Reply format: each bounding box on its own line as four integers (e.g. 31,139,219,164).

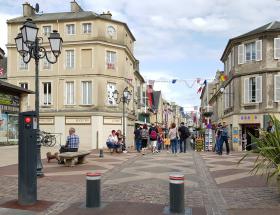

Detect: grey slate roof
221,21,280,61
0,80,34,94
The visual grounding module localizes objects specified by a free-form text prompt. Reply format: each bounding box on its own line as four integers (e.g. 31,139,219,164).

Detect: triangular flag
172,79,177,84
197,87,202,94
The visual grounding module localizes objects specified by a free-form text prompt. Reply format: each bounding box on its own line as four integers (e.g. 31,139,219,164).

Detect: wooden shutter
256,76,262,103
238,44,244,64
256,40,262,61
274,38,280,59
274,75,280,101
244,78,249,104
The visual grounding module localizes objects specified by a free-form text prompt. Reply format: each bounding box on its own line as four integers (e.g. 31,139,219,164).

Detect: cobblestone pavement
0,148,279,215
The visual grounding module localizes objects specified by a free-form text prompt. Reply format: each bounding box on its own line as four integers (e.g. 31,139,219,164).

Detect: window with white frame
106,51,116,69
43,26,51,36
66,50,74,69
43,82,52,105
82,23,92,34
43,52,52,69
274,38,280,59
274,75,280,101
65,81,75,105
81,81,92,105
244,76,262,103
66,24,75,35
107,83,116,105
19,82,28,89
19,58,28,70
245,42,256,61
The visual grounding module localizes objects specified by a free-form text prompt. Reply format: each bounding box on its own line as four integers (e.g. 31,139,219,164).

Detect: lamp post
15,18,63,176
113,87,132,151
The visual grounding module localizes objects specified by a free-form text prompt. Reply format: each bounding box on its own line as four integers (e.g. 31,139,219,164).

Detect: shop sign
239,114,259,123
0,105,19,113
40,117,54,125
0,93,19,107
65,117,91,125
103,117,122,125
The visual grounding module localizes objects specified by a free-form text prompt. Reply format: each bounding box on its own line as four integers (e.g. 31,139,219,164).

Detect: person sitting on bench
59,127,80,153
106,130,119,149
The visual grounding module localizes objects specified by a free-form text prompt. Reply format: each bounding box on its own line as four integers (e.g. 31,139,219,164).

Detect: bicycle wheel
47,135,56,147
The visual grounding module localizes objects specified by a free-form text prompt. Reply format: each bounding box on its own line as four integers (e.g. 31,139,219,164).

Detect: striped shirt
66,134,80,149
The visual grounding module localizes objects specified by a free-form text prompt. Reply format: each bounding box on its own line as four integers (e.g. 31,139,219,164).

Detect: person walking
217,122,230,155
134,125,142,153
149,123,158,153
168,122,179,154
141,124,149,155
178,122,190,153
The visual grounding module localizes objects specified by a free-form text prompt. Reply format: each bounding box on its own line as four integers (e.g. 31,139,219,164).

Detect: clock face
107,26,116,36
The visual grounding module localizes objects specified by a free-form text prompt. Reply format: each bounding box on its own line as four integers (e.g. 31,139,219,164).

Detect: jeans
135,139,142,152
218,136,230,154
179,138,187,152
171,138,178,154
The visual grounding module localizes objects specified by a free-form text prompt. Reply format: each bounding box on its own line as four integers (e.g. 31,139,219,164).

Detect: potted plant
239,115,280,193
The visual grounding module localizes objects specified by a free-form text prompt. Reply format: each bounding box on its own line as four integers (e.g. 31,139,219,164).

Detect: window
19,58,28,70
82,23,92,34
66,24,75,35
106,51,116,69
245,42,256,61
43,26,51,36
19,83,28,89
43,82,52,105
65,81,74,105
275,75,280,101
244,76,262,103
274,38,280,59
82,81,92,105
107,83,116,105
66,50,74,69
43,52,52,69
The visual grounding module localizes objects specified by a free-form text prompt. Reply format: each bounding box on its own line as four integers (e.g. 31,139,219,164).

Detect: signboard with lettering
65,117,91,125
39,117,54,125
239,114,260,124
103,117,122,125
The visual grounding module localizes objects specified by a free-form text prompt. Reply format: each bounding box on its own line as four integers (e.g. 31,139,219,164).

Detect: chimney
71,0,83,13
23,2,35,17
100,11,112,19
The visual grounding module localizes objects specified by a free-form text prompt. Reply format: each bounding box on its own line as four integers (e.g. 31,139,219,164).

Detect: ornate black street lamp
15,18,63,176
113,87,132,151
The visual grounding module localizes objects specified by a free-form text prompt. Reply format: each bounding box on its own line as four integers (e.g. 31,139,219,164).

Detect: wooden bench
59,151,91,167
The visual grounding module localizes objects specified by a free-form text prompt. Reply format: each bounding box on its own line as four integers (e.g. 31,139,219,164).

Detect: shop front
0,80,33,145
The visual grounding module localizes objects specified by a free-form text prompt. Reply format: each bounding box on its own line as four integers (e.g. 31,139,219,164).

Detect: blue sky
1,0,280,111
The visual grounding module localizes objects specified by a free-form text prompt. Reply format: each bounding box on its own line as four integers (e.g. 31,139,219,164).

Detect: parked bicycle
38,130,56,147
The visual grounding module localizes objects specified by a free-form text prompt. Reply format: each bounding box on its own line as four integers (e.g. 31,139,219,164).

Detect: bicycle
38,130,56,147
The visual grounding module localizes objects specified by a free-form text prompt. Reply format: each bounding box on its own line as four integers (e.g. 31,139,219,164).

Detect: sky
1,0,280,111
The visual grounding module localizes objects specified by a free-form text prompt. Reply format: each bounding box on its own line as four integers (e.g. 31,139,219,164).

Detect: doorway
241,124,260,151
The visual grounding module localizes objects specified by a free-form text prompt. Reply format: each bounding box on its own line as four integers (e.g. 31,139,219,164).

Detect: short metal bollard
86,172,101,208
99,149,104,158
169,173,184,214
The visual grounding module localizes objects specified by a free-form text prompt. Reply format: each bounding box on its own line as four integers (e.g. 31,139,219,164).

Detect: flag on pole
220,74,228,81
203,80,207,85
172,79,177,84
197,86,202,94
196,78,201,84
148,80,155,86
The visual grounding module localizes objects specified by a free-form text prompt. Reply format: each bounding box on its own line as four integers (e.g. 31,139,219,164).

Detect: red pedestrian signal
24,117,32,124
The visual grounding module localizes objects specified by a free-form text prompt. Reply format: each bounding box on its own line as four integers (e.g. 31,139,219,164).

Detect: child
164,136,171,153
157,133,164,152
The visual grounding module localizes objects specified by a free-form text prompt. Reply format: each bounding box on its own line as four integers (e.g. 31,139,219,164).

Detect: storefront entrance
241,124,260,151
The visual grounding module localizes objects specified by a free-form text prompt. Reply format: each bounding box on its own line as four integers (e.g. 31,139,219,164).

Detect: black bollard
99,149,104,158
169,173,184,214
86,172,101,208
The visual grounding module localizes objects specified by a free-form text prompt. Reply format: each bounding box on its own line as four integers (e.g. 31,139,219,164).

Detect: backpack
150,130,157,140
141,129,148,139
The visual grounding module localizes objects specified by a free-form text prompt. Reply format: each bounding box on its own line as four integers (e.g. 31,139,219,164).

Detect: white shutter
256,76,262,103
231,48,235,67
274,38,280,59
228,53,232,72
244,78,249,104
256,40,262,61
274,75,280,102
238,44,244,64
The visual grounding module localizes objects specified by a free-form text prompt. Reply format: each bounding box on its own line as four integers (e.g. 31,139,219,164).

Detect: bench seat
59,151,91,167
